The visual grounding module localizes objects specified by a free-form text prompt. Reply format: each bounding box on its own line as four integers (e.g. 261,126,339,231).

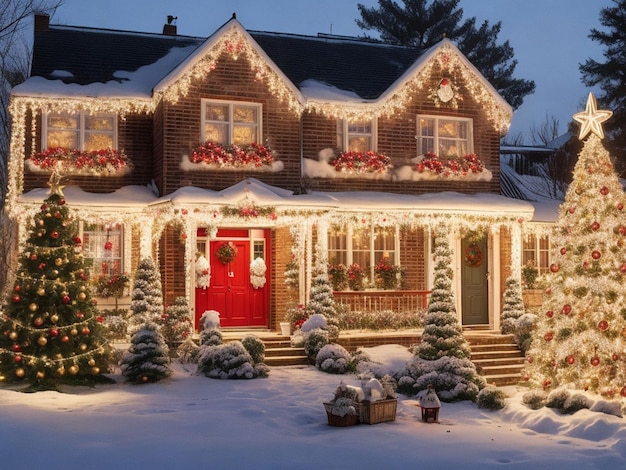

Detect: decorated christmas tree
396,223,484,401
0,185,112,391
119,321,172,383
523,94,626,398
127,257,164,335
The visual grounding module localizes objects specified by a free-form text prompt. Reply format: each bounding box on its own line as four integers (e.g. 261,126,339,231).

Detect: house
7,13,539,333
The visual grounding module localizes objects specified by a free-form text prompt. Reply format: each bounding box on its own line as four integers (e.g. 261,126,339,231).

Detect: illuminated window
201,99,262,145
523,234,550,275
81,223,124,277
44,112,116,150
328,223,398,283
416,116,472,157
337,118,376,152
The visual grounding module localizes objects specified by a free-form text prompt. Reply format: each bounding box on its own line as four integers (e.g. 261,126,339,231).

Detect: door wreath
216,241,237,264
464,243,482,267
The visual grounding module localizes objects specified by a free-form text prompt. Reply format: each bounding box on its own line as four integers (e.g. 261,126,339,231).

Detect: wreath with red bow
216,242,237,264
464,243,482,267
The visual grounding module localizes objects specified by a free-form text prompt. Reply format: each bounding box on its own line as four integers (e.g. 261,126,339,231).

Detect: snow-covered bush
562,393,592,414
176,337,200,364
315,343,353,374
241,334,265,364
512,312,536,353
159,297,193,347
500,276,525,335
303,327,329,358
521,390,547,410
301,314,327,333
590,399,623,418
199,310,222,347
545,388,570,411
120,321,172,383
476,386,508,410
198,341,267,379
334,307,424,331
330,397,357,417
395,356,485,402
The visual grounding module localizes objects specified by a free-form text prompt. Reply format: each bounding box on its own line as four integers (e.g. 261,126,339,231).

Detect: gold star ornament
573,92,612,140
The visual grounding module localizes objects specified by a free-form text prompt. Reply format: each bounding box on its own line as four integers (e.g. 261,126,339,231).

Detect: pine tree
0,190,112,391
308,260,339,341
524,100,626,398
501,276,525,335
159,296,193,348
127,257,164,335
396,223,484,401
120,322,172,383
417,224,471,360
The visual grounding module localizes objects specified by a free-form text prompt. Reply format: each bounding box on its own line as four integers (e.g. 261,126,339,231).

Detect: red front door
194,229,269,329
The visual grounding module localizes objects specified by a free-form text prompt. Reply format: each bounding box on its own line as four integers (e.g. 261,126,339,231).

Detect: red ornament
621,386,626,398
562,304,572,315
14,355,21,363
82,327,90,336
523,374,529,381
62,295,71,304
550,263,559,273
527,357,534,364
543,379,552,389
13,284,20,292
620,226,626,236
30,254,37,261
560,247,567,255
51,231,59,238
568,207,575,214
612,354,619,361
104,241,113,251
566,355,575,365
12,294,20,303
53,211,61,219
618,203,624,211
544,331,554,341
546,310,554,318
591,250,601,260
38,263,46,270
61,335,70,343
41,203,48,210
598,320,609,331
600,186,609,195
49,328,59,337
73,236,82,244
591,356,600,367
12,344,21,352
96,315,105,323
76,311,84,319
591,221,600,231
181,208,188,215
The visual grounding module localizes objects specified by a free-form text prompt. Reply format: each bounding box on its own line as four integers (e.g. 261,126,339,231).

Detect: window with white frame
328,223,398,283
522,234,550,275
337,118,376,152
81,223,124,277
44,112,116,150
416,115,473,157
201,99,262,145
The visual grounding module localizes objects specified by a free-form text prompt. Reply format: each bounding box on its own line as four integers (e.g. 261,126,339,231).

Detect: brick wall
399,226,426,290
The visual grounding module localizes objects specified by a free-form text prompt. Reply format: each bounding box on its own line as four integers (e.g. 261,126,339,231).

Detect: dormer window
201,99,262,145
43,112,117,150
337,118,377,152
416,116,473,157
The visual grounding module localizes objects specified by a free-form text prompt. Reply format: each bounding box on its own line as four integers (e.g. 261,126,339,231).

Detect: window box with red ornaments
186,141,283,172
329,150,393,178
27,147,133,176
407,152,491,181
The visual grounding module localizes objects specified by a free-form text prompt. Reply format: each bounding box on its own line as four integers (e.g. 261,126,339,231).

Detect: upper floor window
337,118,377,152
44,112,117,150
201,99,262,145
416,116,472,157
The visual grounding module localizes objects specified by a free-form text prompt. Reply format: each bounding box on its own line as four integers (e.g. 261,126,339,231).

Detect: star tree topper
573,92,613,140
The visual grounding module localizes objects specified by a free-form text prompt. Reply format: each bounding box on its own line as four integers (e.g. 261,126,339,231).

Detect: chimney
162,15,177,36
34,12,50,32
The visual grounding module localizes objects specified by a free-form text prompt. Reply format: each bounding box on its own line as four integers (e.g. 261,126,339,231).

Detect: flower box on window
189,141,276,170
329,150,392,175
27,147,132,176
414,152,485,176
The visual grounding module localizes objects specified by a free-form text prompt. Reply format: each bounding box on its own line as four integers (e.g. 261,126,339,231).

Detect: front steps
222,329,526,386
466,332,525,386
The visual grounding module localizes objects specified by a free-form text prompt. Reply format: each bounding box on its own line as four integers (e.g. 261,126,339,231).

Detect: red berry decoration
598,320,609,331
612,354,619,361
59,198,65,205
50,328,59,337
14,355,21,363
62,295,71,304
51,231,59,239
550,263,559,273
560,247,566,255
591,356,600,367
566,355,575,365
104,241,113,250
568,207,575,214
76,311,84,319
96,315,104,323
562,304,572,315
12,344,21,352
12,294,20,303
591,221,600,231
544,331,554,341
591,250,601,260
82,327,90,336
546,310,554,318
30,254,37,261
600,186,609,195
618,203,624,211
73,236,82,244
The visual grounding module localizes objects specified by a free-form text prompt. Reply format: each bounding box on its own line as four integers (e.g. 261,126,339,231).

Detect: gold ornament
68,365,79,375
78,292,87,301
573,93,613,140
71,328,78,336
56,367,65,376
91,367,100,375
51,314,59,324
37,287,45,296
79,343,87,351
55,258,63,266
36,371,45,379
88,359,96,367
15,368,25,377
8,331,18,340
37,336,48,346
29,303,38,312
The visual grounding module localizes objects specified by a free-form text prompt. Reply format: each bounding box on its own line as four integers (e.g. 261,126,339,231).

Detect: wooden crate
324,403,359,427
360,399,397,424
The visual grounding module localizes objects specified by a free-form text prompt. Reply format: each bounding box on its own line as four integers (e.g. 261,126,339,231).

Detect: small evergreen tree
127,258,164,335
159,297,193,348
308,251,339,340
0,189,112,391
119,322,172,383
501,276,525,335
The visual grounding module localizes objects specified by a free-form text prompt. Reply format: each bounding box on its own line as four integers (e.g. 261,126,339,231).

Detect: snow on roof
18,185,158,209
12,44,198,99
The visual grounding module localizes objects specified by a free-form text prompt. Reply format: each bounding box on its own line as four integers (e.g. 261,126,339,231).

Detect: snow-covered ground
0,345,624,469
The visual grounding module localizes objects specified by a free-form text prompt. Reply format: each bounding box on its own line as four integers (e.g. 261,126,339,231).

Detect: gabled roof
15,15,511,128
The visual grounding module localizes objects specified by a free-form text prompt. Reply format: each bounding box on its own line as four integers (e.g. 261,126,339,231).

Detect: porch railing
333,290,431,314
